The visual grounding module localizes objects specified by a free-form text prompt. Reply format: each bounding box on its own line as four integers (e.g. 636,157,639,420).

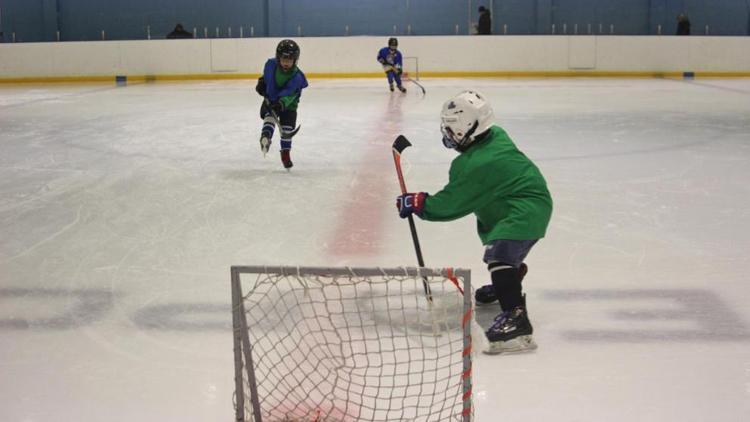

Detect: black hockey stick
384,65,426,96
264,98,301,138
392,135,434,304
404,75,426,96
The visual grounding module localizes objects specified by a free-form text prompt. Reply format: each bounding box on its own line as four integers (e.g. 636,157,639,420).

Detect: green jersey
420,125,552,244
274,67,300,110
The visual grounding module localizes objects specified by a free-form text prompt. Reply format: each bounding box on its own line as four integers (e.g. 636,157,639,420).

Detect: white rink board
1,36,750,78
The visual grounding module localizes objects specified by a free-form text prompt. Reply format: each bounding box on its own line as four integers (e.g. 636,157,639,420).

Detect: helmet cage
276,39,300,68
439,90,494,151
441,120,479,150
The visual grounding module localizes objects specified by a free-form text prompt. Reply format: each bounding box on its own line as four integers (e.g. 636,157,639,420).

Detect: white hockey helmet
440,90,494,150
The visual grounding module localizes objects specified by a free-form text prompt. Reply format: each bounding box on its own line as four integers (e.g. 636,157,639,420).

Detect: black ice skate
280,149,293,169
475,263,528,305
484,305,537,355
259,133,272,156
397,85,407,93
389,83,395,92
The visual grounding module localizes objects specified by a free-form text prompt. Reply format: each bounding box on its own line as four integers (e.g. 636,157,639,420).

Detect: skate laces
490,306,528,331
490,311,511,330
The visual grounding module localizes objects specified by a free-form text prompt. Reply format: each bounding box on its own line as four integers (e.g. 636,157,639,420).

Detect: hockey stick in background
404,75,426,96
384,65,426,95
392,135,434,304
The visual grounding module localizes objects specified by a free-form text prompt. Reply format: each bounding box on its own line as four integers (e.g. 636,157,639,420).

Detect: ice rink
1,77,749,421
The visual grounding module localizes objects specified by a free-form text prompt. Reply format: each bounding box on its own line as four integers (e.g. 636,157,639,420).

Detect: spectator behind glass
167,23,193,39
477,6,492,35
676,13,691,35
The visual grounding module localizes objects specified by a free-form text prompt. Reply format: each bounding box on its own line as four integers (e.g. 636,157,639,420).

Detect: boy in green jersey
396,90,552,354
255,39,308,169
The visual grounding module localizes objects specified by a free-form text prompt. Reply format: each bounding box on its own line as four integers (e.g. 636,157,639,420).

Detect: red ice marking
326,95,404,257
267,402,354,422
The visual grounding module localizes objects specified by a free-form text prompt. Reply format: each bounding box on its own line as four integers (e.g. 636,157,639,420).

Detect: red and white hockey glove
396,192,427,218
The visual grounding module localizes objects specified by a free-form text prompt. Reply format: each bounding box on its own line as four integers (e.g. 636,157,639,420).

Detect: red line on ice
326,95,404,257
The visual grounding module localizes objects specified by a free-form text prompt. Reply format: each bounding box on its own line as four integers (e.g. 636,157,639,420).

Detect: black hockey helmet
388,37,398,48
276,39,300,66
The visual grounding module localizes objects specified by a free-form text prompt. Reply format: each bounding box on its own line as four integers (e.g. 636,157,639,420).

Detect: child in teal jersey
396,90,552,354
255,39,308,169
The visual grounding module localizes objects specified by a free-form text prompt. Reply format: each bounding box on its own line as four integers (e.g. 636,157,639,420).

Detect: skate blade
260,138,271,157
484,335,537,355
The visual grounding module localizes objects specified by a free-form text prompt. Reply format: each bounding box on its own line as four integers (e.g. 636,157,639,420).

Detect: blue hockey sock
262,121,275,137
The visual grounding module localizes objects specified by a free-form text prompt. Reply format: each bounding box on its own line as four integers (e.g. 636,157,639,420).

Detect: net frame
231,266,472,422
402,56,420,80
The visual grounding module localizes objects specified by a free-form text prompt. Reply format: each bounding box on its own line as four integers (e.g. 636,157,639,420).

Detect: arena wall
1,36,749,82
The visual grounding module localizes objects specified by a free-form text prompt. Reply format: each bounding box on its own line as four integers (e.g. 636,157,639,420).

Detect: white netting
232,267,471,422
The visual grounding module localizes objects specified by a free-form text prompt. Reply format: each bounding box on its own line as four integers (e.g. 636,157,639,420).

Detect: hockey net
402,56,420,80
231,266,472,422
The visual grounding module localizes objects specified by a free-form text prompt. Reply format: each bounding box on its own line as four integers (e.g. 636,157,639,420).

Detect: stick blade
281,124,301,138
407,77,426,96
392,135,412,154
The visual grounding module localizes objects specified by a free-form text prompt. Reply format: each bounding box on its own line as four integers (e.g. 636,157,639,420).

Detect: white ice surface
1,77,749,421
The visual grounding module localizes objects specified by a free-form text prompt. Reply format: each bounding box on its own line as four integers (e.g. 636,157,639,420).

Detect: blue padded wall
1,0,748,43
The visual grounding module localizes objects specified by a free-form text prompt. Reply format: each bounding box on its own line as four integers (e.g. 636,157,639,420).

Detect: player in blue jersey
377,38,406,93
255,39,309,169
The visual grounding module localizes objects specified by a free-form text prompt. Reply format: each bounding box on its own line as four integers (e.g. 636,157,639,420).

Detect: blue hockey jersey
377,47,403,68
262,58,308,110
